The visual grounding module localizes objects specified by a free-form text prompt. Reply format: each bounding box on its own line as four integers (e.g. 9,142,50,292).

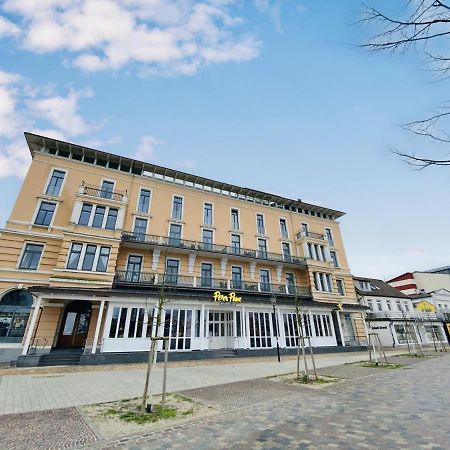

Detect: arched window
0,290,33,343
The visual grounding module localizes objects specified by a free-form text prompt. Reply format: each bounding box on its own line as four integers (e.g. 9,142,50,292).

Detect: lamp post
271,295,281,362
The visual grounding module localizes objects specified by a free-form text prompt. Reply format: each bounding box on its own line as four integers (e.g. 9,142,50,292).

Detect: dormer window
359,280,371,291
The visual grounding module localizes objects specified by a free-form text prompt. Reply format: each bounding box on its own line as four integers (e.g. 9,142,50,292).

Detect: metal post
161,338,169,409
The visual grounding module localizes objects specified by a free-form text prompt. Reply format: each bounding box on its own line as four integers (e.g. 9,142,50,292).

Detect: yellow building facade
0,133,367,365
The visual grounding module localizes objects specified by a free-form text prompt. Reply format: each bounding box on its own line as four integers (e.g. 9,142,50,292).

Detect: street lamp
271,295,281,362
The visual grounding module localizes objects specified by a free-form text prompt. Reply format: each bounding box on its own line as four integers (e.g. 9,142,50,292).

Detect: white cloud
254,0,283,33
0,68,100,180
134,135,165,161
0,15,21,37
2,0,262,76
29,88,95,137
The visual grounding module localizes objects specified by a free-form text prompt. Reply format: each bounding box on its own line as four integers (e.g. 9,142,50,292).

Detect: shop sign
213,291,242,303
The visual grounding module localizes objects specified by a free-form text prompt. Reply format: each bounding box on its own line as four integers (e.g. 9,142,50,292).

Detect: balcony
121,232,307,267
79,183,127,202
114,271,311,297
295,230,325,241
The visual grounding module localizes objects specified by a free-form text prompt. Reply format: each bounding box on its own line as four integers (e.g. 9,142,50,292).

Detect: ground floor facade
366,318,448,348
0,286,368,365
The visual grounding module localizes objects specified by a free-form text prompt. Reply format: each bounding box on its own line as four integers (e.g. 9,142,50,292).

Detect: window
314,272,333,292
19,244,44,270
45,169,65,196
201,263,213,287
231,234,241,254
404,302,410,312
134,218,148,237
358,280,371,291
126,255,142,282
330,251,339,268
231,266,242,289
282,243,291,261
138,189,151,213
96,246,110,272
260,269,271,292
82,244,97,271
376,300,382,311
100,180,114,199
286,272,295,294
386,300,392,311
105,208,118,230
35,202,56,226
256,214,265,234
92,206,106,228
169,223,182,245
257,238,267,258
165,259,179,284
301,223,309,236
67,243,111,272
67,243,83,270
163,308,194,350
336,279,345,296
202,229,213,250
78,204,92,226
172,196,183,220
367,300,373,311
248,311,272,348
396,300,402,311
204,203,213,225
325,228,334,246
280,219,288,239
231,209,239,230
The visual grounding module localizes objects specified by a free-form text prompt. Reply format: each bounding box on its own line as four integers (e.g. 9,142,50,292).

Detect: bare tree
360,0,450,168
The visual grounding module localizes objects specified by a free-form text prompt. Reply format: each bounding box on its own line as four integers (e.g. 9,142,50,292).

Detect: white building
353,277,447,348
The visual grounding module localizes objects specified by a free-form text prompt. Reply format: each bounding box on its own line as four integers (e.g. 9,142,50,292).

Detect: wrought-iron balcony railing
122,232,307,266
295,230,325,241
79,183,127,202
114,271,311,296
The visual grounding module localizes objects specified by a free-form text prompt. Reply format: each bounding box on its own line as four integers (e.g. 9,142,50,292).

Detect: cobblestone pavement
83,354,450,450
0,351,405,415
0,407,98,450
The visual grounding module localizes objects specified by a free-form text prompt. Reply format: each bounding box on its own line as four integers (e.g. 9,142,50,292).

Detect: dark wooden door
57,302,92,348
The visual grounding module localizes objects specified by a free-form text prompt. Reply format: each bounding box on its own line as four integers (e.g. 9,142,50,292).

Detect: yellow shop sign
213,291,242,303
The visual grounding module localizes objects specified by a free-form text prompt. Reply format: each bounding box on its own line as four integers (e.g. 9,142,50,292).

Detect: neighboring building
0,132,367,365
388,267,450,296
353,276,447,347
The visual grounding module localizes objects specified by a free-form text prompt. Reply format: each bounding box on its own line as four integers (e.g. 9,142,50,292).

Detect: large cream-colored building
0,133,367,365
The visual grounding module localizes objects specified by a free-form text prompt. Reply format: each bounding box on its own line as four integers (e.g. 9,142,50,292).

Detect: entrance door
57,301,92,348
208,310,233,349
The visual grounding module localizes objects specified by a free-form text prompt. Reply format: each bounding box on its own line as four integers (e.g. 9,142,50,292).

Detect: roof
420,266,450,275
353,276,410,299
24,132,345,220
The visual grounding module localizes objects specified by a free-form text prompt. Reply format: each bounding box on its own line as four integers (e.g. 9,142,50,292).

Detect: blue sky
0,0,449,279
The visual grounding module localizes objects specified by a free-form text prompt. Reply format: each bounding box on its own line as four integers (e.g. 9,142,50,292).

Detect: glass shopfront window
0,290,33,343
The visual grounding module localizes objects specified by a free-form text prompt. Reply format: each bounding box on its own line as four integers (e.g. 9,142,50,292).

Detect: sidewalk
0,350,405,415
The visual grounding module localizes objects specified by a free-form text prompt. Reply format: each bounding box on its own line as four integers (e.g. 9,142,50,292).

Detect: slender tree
361,1,450,168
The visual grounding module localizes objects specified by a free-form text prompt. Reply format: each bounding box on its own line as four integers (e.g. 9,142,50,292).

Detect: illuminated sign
213,291,242,303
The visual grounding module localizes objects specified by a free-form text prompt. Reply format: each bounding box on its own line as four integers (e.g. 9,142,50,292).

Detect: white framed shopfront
100,297,338,353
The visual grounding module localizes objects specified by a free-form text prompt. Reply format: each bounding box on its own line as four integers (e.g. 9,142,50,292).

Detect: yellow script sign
213,291,242,303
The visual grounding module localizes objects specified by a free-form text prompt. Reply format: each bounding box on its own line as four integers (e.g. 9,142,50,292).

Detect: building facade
388,267,450,296
354,277,448,348
0,133,367,365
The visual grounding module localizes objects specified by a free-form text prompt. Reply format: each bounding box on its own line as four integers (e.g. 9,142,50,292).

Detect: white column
200,304,205,350
249,261,256,280
188,252,196,274
220,257,228,277
276,264,283,283
277,308,285,348
116,208,126,230
22,296,42,356
244,306,251,349
205,308,210,350
233,310,237,349
70,201,83,223
152,248,161,271
91,299,105,354
308,310,316,346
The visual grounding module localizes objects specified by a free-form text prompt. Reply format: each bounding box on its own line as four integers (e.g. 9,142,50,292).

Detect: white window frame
133,216,149,235
171,194,184,220
330,250,339,267
336,279,345,295
16,241,46,270
230,207,240,230
136,187,152,214
203,201,214,226
325,227,334,246
279,217,289,239
32,199,58,227
65,242,111,272
44,167,67,197
256,213,266,235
